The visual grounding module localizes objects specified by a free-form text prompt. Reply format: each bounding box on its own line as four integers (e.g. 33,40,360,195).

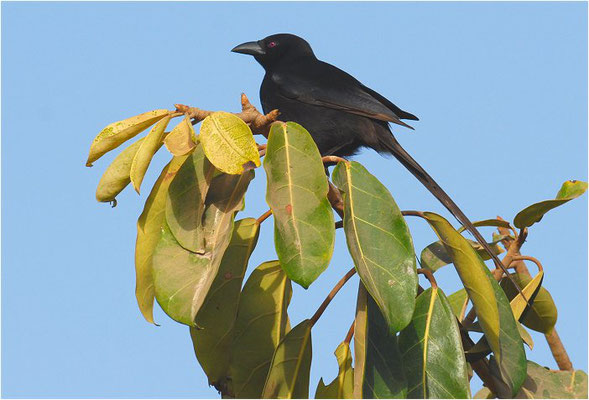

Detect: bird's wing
272,62,417,129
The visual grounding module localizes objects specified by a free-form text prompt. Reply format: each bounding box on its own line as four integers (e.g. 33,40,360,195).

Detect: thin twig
344,320,355,344
257,143,267,157
310,267,357,326
511,255,544,272
256,209,272,225
417,268,438,288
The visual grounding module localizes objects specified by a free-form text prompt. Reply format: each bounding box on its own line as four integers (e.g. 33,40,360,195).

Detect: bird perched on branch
231,33,508,275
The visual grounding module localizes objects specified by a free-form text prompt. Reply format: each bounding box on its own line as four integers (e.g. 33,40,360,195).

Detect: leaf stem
327,182,345,218
256,209,272,225
417,268,438,289
321,155,348,165
310,267,357,326
344,320,355,344
511,255,543,272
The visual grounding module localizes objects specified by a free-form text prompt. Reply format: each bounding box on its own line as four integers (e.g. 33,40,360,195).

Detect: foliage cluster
87,97,587,399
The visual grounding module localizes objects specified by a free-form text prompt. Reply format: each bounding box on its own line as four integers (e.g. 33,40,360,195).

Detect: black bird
232,33,509,275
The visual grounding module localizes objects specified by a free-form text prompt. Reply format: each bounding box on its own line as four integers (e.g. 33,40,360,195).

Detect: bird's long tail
381,136,514,281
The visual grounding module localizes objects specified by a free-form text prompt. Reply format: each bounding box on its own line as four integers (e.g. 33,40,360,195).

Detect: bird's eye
267,41,277,48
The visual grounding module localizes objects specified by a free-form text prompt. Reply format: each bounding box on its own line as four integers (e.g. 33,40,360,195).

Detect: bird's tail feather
381,136,514,279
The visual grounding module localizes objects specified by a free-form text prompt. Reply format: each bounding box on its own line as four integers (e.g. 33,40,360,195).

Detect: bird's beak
231,41,266,56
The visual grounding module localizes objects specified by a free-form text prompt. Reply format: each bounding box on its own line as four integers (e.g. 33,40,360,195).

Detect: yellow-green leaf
95,138,144,203
518,323,534,350
420,236,507,272
165,145,215,253
501,273,558,334
509,270,544,322
419,212,526,396
135,154,189,324
230,261,292,398
315,342,354,399
516,361,587,398
164,116,197,156
199,111,260,175
447,289,469,320
153,171,253,325
190,218,260,390
457,218,512,233
514,180,588,229
86,109,169,166
474,387,494,398
130,115,171,194
264,122,335,288
262,319,313,399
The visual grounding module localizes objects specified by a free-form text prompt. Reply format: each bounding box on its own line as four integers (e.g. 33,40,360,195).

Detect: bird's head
231,33,315,69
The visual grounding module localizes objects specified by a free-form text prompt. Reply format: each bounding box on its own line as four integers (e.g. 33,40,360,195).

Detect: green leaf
515,361,587,398
164,116,197,156
447,289,469,320
398,287,470,398
419,212,526,396
517,323,534,350
315,342,354,399
457,218,512,233
95,137,144,203
230,261,292,398
501,273,558,334
262,319,313,399
514,180,588,229
165,145,215,253
190,218,260,390
264,122,335,288
130,115,171,193
135,155,189,324
153,171,253,325
420,236,507,272
199,111,261,175
509,269,544,322
354,283,407,398
86,109,169,166
332,160,417,332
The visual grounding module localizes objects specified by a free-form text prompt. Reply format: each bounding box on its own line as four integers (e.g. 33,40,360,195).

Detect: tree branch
310,267,356,326
256,209,272,225
496,218,573,371
545,329,573,371
175,93,280,137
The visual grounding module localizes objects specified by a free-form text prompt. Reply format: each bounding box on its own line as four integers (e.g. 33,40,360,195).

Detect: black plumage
232,33,509,274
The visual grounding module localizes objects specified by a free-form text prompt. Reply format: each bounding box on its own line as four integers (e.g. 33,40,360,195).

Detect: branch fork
175,93,280,137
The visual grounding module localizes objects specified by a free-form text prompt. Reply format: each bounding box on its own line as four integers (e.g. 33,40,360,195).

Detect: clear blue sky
2,2,587,398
